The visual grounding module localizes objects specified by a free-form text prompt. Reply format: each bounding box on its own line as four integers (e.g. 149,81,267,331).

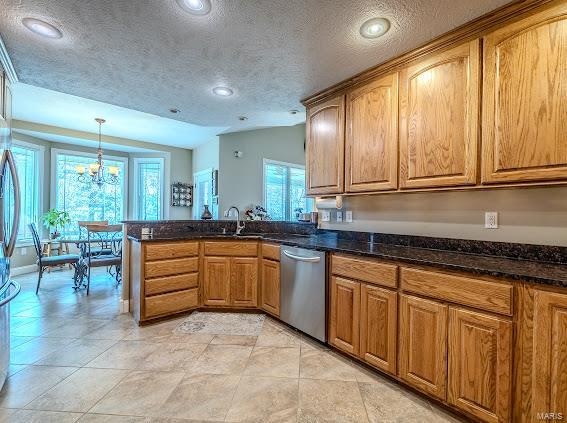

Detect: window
263,159,313,221
134,158,164,220
193,168,217,219
53,150,127,236
5,143,42,244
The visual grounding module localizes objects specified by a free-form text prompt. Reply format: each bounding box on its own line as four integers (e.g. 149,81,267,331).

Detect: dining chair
77,220,108,239
82,224,123,295
29,223,80,294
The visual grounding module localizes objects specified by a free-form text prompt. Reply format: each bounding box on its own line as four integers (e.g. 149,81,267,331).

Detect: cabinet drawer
145,273,198,296
145,242,198,261
332,255,398,288
145,257,199,278
144,288,198,318
400,267,513,315
204,241,258,257
262,243,280,261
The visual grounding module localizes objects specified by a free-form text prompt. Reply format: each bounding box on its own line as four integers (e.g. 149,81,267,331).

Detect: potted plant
42,209,71,239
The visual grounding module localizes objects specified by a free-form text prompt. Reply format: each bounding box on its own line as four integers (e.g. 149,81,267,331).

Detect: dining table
57,235,122,291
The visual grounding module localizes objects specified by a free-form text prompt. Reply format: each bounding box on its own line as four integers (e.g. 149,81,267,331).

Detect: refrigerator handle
1,151,20,257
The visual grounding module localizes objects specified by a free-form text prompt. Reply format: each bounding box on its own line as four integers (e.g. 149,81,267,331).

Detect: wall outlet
345,211,353,223
336,211,343,222
485,212,498,229
321,210,331,222
20,247,27,256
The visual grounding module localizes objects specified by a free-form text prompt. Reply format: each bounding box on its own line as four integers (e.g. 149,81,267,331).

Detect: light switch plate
321,211,331,222
345,211,353,223
336,211,343,222
485,211,498,229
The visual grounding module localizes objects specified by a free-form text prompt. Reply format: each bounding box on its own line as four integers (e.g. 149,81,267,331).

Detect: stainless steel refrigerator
0,115,21,390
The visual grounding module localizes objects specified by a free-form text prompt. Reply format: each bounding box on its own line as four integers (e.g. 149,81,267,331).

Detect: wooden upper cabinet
398,294,448,400
532,290,567,419
230,257,258,307
306,95,345,195
203,256,231,306
399,40,480,189
345,73,398,192
448,308,512,423
329,276,360,355
482,4,567,184
360,284,397,375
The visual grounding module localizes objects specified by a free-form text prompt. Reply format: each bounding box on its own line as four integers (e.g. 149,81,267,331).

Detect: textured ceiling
0,0,511,141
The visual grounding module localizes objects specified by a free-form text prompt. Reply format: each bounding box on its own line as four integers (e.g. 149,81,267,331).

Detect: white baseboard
11,264,38,276
120,299,129,314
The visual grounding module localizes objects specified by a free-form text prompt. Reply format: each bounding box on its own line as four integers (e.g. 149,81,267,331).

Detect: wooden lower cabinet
448,307,512,423
398,294,448,400
330,276,360,355
230,257,258,307
261,259,280,316
203,256,258,307
203,257,231,306
532,290,567,420
359,284,397,375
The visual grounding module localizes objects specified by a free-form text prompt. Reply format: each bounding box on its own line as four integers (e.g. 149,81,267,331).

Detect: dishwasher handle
282,250,321,263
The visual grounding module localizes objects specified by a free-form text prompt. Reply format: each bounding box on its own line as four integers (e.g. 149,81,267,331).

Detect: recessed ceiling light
169,108,181,114
212,86,233,97
360,17,390,39
22,18,62,39
238,116,248,121
176,0,211,15
289,109,300,115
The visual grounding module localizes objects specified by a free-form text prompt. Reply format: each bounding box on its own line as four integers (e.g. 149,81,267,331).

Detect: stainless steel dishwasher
280,246,326,342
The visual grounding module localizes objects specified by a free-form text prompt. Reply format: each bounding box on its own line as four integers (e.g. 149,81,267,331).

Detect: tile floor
0,268,464,422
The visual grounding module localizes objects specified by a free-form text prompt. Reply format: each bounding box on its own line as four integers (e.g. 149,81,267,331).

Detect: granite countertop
128,232,567,287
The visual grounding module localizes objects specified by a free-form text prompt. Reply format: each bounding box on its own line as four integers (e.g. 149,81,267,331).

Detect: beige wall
319,186,567,246
192,137,219,174
10,131,193,270
218,124,306,215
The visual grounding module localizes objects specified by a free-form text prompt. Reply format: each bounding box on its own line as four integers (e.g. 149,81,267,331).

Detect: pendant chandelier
76,118,119,188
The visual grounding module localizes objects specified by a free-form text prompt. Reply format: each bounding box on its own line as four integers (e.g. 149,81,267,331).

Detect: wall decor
171,182,193,207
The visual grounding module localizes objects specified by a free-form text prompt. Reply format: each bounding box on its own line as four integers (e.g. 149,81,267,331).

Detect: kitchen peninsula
123,220,567,423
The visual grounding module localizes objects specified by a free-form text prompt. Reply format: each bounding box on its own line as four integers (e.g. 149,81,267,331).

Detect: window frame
11,139,45,246
262,158,309,221
50,148,129,230
133,156,166,221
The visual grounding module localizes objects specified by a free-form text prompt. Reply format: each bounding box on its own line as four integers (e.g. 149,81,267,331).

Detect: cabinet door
306,95,345,195
230,257,258,307
345,73,398,192
203,257,231,306
360,284,397,375
482,5,567,184
399,294,448,400
330,276,360,355
399,40,480,189
261,259,280,316
532,290,567,418
448,307,512,423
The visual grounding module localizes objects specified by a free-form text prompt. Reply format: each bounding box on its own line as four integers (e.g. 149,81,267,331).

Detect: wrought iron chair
80,224,122,295
77,220,108,239
29,223,80,294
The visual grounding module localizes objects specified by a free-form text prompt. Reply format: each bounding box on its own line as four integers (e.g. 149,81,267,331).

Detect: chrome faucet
224,206,245,235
